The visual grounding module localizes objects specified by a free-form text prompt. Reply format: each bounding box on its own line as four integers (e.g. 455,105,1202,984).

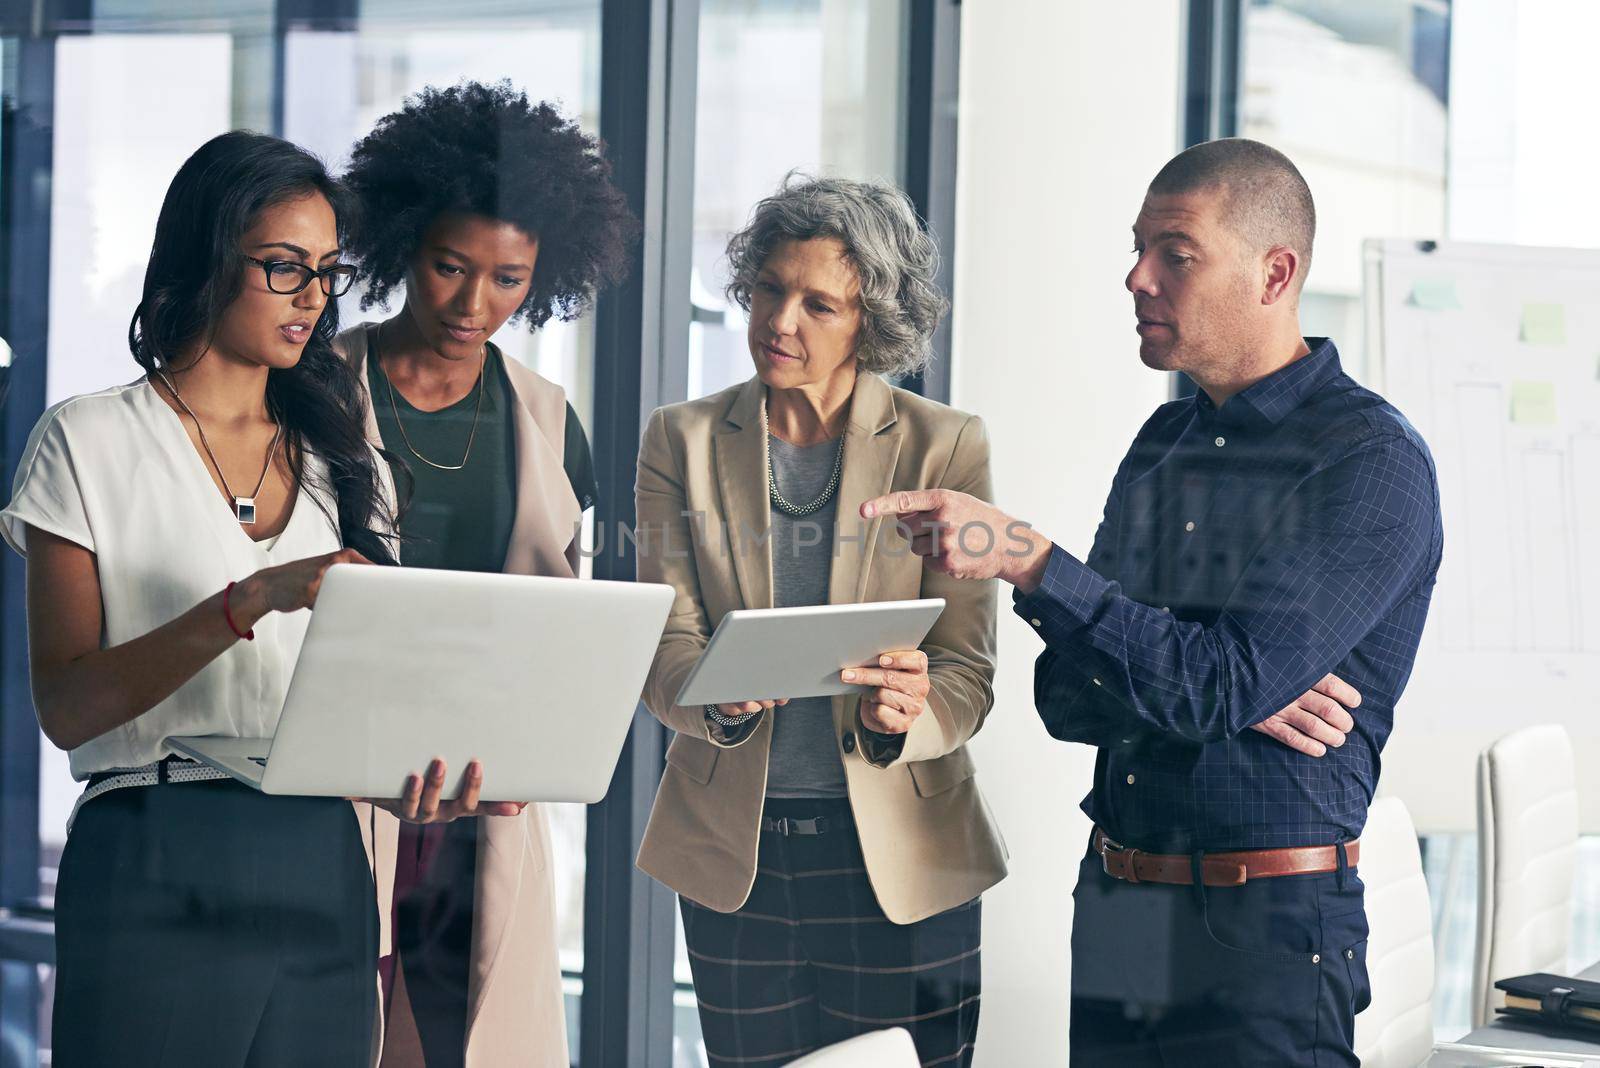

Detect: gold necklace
376,324,487,472
155,370,283,525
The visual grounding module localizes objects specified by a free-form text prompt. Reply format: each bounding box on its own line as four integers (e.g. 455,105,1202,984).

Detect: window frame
1170,0,1243,403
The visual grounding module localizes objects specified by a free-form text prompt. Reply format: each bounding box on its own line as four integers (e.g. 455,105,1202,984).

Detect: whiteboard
1364,239,1600,832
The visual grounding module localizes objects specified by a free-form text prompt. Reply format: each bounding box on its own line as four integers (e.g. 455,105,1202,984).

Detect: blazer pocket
665,735,720,785
908,748,976,798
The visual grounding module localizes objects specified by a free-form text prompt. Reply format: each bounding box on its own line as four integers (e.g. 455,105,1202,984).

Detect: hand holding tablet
673,599,945,709
712,698,791,717
842,648,931,735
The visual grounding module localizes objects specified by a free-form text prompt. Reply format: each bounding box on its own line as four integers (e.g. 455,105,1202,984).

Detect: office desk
1426,961,1600,1066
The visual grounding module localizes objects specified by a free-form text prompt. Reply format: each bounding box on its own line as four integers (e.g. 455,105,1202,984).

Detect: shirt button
1030,618,1042,628
1092,678,1102,686
1312,954,1321,964
1125,774,1136,785
1346,949,1355,960
1214,436,1226,447
1161,606,1171,613
1184,521,1196,533
841,731,856,754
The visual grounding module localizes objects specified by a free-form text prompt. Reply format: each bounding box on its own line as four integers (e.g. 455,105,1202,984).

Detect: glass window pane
673,2,909,1062
687,0,907,401
31,7,599,1063
1240,0,1449,378
42,26,269,895
282,9,602,428
35,21,277,1065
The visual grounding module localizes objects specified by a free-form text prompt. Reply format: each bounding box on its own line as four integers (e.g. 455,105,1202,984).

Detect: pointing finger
862,489,940,519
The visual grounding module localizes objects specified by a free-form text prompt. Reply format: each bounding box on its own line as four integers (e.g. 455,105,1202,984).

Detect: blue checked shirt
1014,339,1443,851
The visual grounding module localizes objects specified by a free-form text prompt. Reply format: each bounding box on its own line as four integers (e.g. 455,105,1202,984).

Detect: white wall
952,2,1183,1063
1448,0,1600,249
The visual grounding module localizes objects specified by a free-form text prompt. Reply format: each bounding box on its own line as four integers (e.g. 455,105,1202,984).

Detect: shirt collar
1197,338,1342,428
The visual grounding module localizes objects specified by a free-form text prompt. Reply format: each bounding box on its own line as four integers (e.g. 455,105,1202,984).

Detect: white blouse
0,379,393,780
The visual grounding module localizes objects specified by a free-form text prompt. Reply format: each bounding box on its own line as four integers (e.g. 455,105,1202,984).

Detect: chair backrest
1472,723,1578,1028
786,1027,920,1067
1354,796,1436,1068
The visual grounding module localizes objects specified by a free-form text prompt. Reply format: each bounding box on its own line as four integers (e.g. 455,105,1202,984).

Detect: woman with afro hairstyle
336,81,634,1068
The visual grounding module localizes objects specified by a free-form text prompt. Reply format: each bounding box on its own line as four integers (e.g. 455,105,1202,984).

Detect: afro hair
343,80,636,329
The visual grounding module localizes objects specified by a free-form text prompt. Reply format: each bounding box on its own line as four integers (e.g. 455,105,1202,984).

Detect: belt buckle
1099,834,1143,884
774,817,791,836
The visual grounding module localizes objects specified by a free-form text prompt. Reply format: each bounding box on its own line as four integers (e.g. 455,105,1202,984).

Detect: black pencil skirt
52,779,378,1067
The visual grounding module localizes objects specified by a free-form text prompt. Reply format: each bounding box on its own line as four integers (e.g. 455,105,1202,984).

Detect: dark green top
368,343,598,573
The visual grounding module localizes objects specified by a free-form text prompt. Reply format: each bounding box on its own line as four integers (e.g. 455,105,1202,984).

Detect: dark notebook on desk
1496,973,1600,1033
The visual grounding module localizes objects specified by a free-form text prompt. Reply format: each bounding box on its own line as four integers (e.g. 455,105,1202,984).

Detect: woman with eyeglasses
0,131,416,1063
337,82,634,1067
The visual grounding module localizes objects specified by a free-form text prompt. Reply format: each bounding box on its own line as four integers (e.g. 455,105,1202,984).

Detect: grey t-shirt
764,434,848,799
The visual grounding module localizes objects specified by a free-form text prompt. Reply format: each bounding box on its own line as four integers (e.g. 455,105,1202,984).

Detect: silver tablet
673,598,946,707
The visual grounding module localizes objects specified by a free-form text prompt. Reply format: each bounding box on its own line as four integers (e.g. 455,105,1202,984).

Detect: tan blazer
634,372,1007,925
338,323,577,1068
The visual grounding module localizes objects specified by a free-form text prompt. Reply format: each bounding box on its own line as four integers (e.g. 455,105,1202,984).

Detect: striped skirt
680,797,981,1067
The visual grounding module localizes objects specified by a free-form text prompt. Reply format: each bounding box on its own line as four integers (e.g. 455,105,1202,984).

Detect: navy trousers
1068,841,1370,1067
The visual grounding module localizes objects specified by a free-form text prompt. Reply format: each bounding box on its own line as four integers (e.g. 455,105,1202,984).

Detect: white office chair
1353,796,1436,1068
786,1027,920,1067
1472,723,1578,1028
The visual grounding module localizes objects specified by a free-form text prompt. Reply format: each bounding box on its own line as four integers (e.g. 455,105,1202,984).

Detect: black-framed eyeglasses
243,255,358,297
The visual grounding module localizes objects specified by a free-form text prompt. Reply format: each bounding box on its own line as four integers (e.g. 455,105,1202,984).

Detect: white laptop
168,565,674,804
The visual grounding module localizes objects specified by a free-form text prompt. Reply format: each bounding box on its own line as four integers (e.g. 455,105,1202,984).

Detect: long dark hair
129,130,397,565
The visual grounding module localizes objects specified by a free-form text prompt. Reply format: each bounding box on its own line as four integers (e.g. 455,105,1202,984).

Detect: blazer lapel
500,357,581,580
471,357,580,1032
829,372,901,607
341,323,385,445
715,377,773,611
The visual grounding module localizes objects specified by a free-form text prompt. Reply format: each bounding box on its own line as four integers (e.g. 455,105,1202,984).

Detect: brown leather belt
1093,828,1359,887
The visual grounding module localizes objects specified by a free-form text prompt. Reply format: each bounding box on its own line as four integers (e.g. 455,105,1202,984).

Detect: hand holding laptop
361,757,527,823
230,548,373,627
171,568,676,804
243,552,526,823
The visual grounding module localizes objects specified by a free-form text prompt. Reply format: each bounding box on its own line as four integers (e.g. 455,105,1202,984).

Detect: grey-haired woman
634,175,1004,1066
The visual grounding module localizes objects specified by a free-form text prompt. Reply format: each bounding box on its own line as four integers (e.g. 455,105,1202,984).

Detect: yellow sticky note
1521,302,1566,345
1409,278,1460,310
1511,381,1557,425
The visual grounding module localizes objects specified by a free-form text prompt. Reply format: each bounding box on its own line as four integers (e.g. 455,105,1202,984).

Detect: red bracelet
223,581,254,641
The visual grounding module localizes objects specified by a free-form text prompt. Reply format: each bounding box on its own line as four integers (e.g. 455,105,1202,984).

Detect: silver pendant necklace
155,369,283,525
761,401,844,518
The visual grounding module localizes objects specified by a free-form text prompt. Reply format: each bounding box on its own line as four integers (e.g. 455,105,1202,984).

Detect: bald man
862,139,1442,1065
